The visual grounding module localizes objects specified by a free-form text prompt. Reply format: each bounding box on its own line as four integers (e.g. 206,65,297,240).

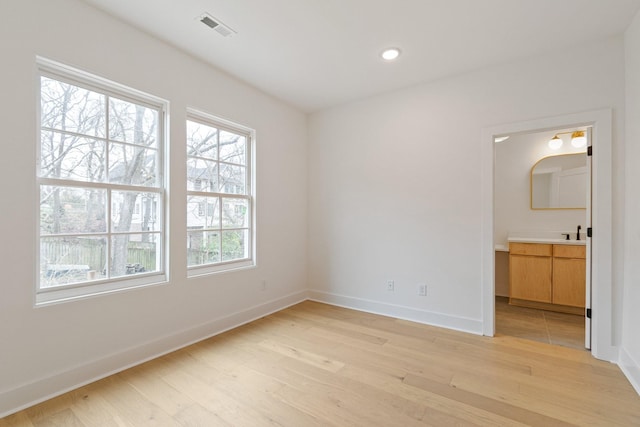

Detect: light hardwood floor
2,301,639,426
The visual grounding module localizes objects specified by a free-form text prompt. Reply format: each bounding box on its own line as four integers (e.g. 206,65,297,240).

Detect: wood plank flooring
2,301,639,426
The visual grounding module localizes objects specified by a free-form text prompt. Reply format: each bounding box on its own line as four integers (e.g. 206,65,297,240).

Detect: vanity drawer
553,244,586,259
509,242,552,256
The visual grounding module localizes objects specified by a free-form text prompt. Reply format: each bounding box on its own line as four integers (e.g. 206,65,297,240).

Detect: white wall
494,130,587,248
308,37,625,335
0,0,308,415
622,9,640,394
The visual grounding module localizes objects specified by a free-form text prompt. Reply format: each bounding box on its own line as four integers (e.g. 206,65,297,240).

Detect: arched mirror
530,153,587,209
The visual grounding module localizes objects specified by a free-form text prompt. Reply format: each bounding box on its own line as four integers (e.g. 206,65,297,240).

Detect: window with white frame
186,112,253,274
37,59,166,304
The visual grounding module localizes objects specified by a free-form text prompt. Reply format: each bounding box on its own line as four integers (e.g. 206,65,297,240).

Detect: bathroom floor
495,296,586,350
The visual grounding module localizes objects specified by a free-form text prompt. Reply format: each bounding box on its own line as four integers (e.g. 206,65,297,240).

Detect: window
37,58,167,304
186,111,254,274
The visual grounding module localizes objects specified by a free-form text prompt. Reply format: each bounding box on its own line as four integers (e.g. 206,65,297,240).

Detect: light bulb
548,135,563,150
571,131,587,148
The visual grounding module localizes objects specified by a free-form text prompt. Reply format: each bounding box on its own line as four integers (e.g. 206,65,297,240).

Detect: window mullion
38,178,163,194
106,188,112,279
186,190,250,199
41,232,108,239
41,127,109,143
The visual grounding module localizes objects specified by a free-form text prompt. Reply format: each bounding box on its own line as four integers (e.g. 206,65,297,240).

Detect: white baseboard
619,346,640,396
308,290,483,335
0,290,308,418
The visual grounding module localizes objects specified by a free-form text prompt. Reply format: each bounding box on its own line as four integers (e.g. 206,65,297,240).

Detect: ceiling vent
198,13,236,37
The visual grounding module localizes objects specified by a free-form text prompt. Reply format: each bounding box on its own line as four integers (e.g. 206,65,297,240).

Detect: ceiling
81,0,640,112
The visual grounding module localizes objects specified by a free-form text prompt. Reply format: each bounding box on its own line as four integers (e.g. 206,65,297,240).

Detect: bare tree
109,99,158,276
40,77,159,280
40,78,106,235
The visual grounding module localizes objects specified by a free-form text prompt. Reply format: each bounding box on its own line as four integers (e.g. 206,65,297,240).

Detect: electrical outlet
386,280,395,291
418,283,427,296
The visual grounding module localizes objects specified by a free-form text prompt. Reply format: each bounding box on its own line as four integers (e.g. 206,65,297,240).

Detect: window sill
187,259,255,278
35,273,168,306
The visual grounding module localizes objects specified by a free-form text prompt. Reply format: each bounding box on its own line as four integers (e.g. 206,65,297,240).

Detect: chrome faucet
577,225,581,241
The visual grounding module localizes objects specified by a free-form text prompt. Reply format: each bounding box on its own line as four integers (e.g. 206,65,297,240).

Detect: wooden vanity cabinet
509,242,585,314
552,245,586,308
509,243,552,303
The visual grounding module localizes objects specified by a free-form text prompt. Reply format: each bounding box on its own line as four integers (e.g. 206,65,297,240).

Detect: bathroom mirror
530,153,587,209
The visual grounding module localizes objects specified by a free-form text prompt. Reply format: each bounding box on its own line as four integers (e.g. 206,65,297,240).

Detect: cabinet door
553,257,586,307
509,254,552,303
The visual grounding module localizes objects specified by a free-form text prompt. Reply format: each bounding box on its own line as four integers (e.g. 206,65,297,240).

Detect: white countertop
507,237,586,245
495,231,587,251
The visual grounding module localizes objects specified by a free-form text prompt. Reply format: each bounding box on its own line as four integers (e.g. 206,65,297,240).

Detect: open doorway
481,109,616,362
493,128,590,350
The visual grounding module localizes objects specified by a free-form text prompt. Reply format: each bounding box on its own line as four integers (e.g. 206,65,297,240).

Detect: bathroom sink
507,231,586,245
507,236,586,245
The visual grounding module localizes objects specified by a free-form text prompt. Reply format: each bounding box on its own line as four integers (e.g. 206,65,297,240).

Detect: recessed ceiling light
381,48,401,61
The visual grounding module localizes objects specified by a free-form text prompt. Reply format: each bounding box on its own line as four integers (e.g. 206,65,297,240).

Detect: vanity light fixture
570,130,587,148
494,136,510,143
381,48,401,61
548,130,588,150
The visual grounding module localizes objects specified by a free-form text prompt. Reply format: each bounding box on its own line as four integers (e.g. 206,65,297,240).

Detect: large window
186,112,254,275
37,59,166,304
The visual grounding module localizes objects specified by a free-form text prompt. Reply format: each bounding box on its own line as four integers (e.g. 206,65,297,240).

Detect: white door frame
481,109,616,362
585,127,593,350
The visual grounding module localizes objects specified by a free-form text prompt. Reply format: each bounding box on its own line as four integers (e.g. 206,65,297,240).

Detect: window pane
187,158,218,192
187,231,220,266
40,77,105,137
221,229,249,261
40,186,107,235
112,191,160,233
187,120,217,160
111,233,159,278
40,236,107,287
40,131,106,182
219,164,245,194
109,98,158,148
219,130,245,165
222,198,248,229
109,143,159,187
187,196,220,229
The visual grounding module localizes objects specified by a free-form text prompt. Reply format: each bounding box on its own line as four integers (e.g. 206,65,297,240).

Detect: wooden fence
41,238,156,273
